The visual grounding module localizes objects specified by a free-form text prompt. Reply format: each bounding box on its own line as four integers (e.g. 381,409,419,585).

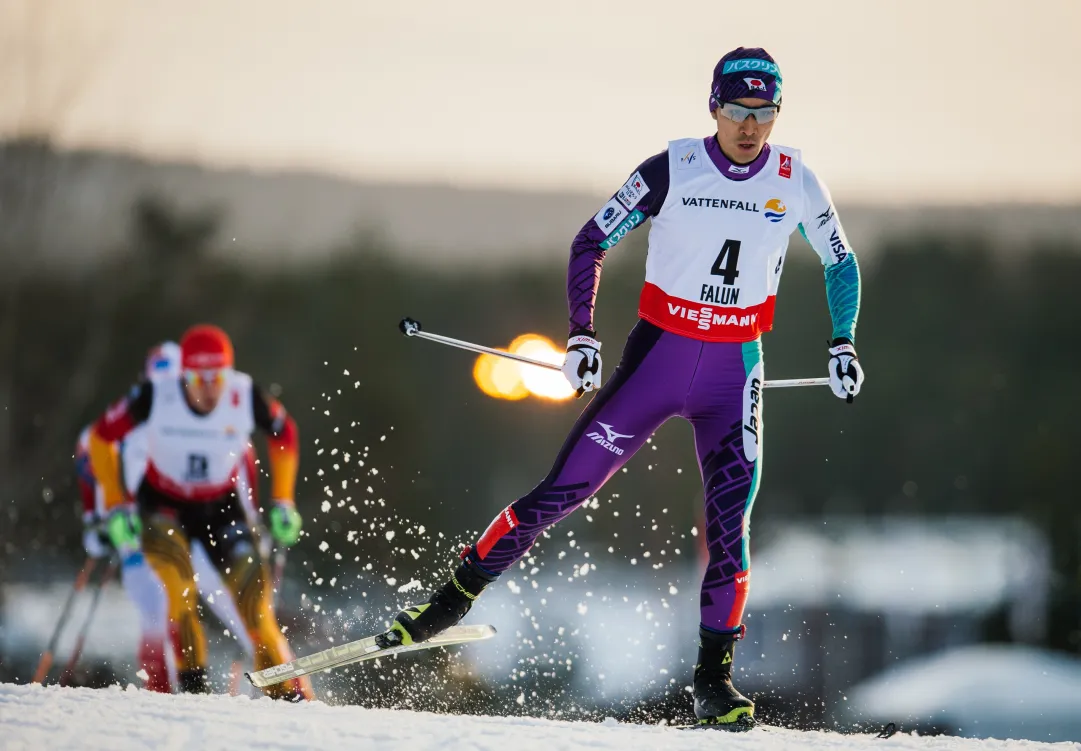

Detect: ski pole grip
399,317,422,336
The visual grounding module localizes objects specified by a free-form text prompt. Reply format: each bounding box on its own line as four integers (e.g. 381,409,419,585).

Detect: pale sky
3,0,1081,204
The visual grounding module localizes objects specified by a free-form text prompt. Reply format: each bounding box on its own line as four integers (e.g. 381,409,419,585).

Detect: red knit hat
180,324,234,370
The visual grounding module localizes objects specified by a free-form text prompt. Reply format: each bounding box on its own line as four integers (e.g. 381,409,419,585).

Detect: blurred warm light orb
473,334,574,401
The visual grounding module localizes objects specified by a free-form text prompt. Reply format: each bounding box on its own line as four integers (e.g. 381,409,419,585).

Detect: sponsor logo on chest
159,425,228,440
666,303,760,332
778,153,792,179
680,197,759,212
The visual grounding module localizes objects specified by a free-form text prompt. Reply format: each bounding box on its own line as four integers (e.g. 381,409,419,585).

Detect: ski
246,624,496,688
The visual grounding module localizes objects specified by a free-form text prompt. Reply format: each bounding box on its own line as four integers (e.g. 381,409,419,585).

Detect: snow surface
1,683,1077,751
844,645,1081,743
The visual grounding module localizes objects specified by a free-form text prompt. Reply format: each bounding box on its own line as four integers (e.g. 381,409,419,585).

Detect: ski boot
263,676,315,702
692,626,756,731
178,667,211,694
378,557,496,647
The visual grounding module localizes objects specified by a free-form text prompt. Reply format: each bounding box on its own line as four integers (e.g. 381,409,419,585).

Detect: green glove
105,506,142,559
269,502,302,547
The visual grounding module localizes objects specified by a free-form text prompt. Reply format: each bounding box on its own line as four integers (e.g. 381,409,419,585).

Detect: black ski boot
379,557,496,647
692,626,756,730
178,667,211,694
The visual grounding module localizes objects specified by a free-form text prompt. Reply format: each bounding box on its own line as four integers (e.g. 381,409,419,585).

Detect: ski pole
58,559,118,687
32,557,98,684
271,547,287,609
399,317,829,389
399,317,563,370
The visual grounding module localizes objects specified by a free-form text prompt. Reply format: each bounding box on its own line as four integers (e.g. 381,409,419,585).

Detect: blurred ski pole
58,559,118,687
399,317,829,389
271,546,287,609
32,557,98,684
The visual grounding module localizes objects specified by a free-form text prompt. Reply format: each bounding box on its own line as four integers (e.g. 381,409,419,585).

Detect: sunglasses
183,369,226,387
714,100,781,124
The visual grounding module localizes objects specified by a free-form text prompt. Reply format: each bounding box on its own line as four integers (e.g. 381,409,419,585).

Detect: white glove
562,332,602,397
828,340,864,403
82,513,110,559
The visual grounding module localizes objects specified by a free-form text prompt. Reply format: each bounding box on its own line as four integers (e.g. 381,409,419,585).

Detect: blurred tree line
1,195,1079,658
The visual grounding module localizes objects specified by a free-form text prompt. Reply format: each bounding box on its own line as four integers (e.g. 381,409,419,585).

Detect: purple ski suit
465,136,860,634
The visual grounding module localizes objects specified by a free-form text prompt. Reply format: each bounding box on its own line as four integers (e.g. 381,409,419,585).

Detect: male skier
388,47,863,729
89,324,312,699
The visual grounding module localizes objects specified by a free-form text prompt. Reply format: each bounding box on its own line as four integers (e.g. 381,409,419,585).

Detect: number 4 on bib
711,239,741,286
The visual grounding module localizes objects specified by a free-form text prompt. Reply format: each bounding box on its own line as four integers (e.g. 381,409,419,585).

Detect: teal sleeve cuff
824,254,861,343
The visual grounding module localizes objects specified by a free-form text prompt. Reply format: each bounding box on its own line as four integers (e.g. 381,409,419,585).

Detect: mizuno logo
598,422,633,442
817,206,834,228
586,422,635,455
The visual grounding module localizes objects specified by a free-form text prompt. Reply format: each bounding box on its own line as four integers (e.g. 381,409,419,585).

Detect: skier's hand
81,513,110,559
269,501,303,547
562,331,602,398
828,339,864,403
105,505,142,560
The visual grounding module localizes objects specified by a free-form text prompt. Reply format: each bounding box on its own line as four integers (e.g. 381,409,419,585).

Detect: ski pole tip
399,317,422,336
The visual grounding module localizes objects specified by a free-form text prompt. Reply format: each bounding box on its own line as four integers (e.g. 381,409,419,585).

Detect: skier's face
182,369,227,414
712,97,776,164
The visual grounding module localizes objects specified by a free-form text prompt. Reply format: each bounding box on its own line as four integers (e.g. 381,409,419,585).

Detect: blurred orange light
472,334,574,401
473,352,529,400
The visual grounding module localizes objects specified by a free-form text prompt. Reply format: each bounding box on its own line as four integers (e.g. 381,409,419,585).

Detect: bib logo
778,153,792,179
678,147,701,170
764,198,787,223
742,363,763,461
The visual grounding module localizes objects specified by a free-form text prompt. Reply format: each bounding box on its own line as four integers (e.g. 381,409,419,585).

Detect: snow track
1,683,1076,751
